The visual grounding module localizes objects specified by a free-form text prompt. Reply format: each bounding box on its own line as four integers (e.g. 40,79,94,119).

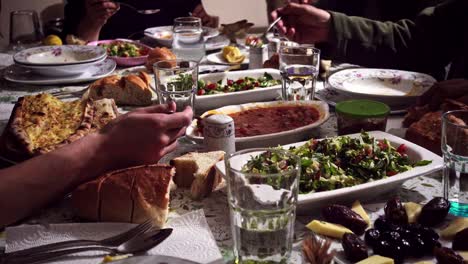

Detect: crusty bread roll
405,111,442,155
71,164,174,228
170,151,225,200
145,47,176,70
87,71,153,106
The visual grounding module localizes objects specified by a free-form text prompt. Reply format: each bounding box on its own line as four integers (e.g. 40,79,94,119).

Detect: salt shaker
203,114,236,155
249,45,268,69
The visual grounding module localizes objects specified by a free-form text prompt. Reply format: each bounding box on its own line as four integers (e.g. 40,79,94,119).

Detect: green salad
197,72,281,96
242,132,432,194
99,41,149,57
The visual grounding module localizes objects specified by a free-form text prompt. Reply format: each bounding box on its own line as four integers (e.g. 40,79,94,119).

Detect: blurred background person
272,0,467,80
63,0,218,42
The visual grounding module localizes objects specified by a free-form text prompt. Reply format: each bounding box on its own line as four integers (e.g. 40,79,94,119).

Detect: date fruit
384,196,408,225
452,227,468,251
322,204,368,235
341,233,368,262
434,247,464,264
418,197,450,227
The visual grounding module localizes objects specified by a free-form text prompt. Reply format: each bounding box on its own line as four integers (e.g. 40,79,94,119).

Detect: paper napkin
5,210,222,264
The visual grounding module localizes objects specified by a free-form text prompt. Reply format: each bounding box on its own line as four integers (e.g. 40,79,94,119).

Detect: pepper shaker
203,114,236,155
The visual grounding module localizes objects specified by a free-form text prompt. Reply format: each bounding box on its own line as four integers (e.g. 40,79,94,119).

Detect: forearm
0,134,107,227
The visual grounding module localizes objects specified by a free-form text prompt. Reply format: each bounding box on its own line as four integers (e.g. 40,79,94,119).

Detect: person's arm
274,0,467,80
0,104,192,227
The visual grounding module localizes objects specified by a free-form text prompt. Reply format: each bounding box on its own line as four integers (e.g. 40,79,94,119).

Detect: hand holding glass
154,60,198,112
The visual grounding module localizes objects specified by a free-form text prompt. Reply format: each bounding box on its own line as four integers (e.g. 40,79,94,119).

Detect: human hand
97,102,193,171
418,79,468,110
271,3,331,44
192,4,219,28
84,0,120,27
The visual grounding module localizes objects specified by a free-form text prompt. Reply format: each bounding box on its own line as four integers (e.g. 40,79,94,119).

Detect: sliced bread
88,71,153,106
171,151,225,200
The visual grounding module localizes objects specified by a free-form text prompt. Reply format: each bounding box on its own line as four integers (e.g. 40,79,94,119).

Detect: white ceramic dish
328,68,436,106
215,131,443,209
206,50,249,65
186,100,330,149
144,26,219,47
115,255,199,264
196,69,282,111
13,45,107,66
5,59,116,85
17,56,106,77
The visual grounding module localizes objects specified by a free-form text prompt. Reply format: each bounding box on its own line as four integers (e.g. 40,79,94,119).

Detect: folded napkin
5,210,222,264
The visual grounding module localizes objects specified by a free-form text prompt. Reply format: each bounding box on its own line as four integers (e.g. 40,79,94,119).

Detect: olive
374,239,405,263
418,197,450,227
419,226,440,241
434,247,464,264
364,228,380,247
341,233,368,262
322,204,368,235
408,236,426,258
374,217,396,232
396,226,412,238
453,227,468,251
380,231,401,242
399,238,411,257
384,196,408,225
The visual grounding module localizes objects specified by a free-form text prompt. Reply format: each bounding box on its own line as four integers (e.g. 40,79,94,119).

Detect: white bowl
186,100,330,149
144,26,220,47
328,68,436,106
215,131,443,210
196,69,282,112
14,45,107,66
19,56,106,77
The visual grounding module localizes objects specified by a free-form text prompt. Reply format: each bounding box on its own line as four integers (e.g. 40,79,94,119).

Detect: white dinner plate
215,131,443,210
14,45,107,66
328,68,436,106
196,69,282,111
17,56,107,77
144,26,220,47
186,100,330,149
5,59,116,85
206,50,249,65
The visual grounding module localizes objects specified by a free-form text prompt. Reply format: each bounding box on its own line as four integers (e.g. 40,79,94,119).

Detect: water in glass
442,110,468,217
172,17,205,62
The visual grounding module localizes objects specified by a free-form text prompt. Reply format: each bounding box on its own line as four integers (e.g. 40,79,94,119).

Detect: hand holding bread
96,102,193,172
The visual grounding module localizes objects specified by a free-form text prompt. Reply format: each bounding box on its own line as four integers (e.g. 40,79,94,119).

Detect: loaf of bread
71,164,174,227
87,71,153,106
145,47,176,71
405,111,442,155
170,151,225,200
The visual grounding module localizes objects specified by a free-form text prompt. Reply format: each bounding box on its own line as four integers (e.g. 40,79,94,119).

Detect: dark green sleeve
321,0,467,80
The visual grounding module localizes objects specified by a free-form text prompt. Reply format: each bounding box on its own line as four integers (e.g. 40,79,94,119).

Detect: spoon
116,2,161,15
260,16,283,44
3,228,173,264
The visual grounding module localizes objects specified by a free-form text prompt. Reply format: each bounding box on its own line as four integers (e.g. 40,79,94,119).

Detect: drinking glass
172,17,205,62
153,60,198,112
9,10,43,51
279,45,320,101
226,148,301,263
442,110,468,217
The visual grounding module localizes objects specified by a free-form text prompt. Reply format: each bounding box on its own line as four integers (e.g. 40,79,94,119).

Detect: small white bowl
14,45,107,66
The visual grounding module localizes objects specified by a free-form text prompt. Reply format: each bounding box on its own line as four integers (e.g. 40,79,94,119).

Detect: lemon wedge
43,35,63,46
222,46,245,64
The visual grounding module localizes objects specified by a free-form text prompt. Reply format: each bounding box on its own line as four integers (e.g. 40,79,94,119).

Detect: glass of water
226,148,301,263
9,10,43,51
443,110,468,217
279,45,320,101
153,60,198,112
172,17,205,62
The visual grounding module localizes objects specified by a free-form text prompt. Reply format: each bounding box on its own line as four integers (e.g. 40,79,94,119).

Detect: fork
50,88,88,99
2,219,153,258
116,2,161,15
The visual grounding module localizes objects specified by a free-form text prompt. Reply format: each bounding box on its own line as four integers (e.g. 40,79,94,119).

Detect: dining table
0,45,444,264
